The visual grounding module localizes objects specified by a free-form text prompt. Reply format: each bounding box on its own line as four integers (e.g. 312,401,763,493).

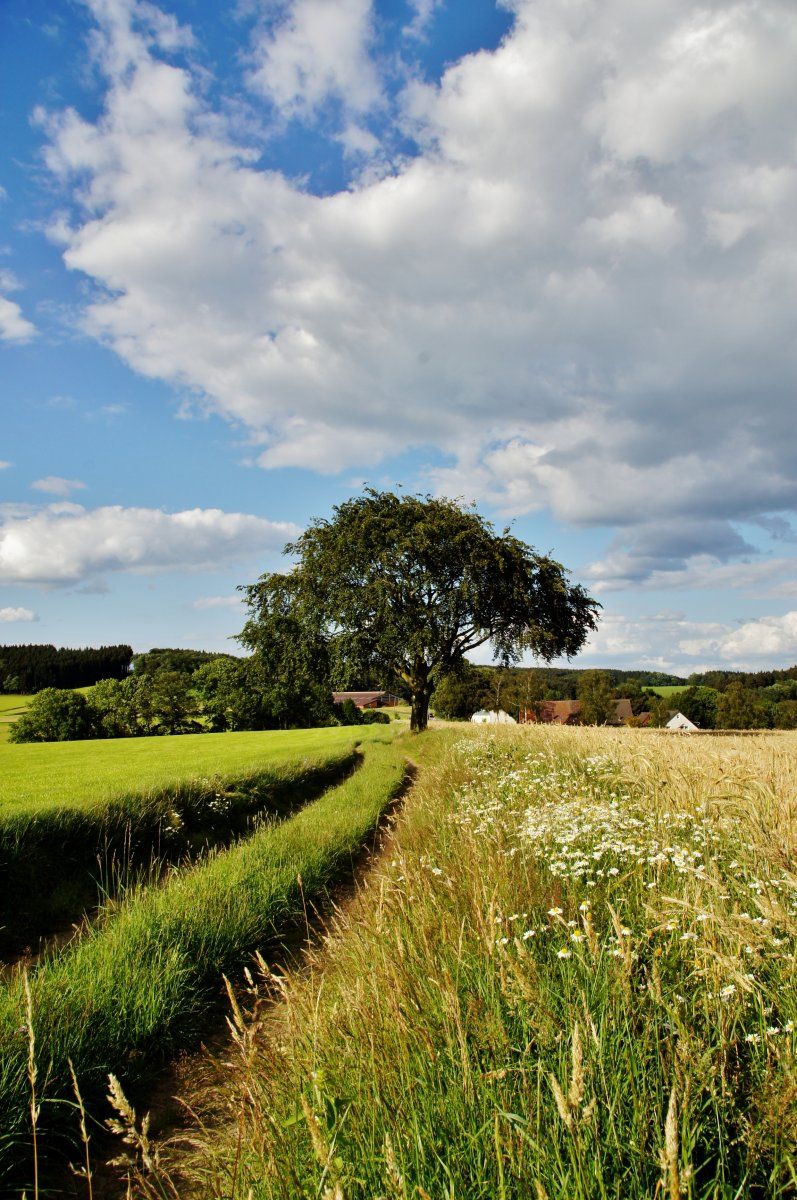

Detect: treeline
131,647,231,676
515,665,685,698
9,658,391,744
687,666,797,691
0,644,133,693
432,664,656,720
432,664,797,730
656,682,797,730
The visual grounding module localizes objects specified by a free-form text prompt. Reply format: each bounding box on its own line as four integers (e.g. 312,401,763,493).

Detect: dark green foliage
771,699,797,729
14,673,198,742
647,694,673,727
688,665,797,691
0,644,132,692
191,657,264,731
9,688,93,743
238,587,336,730
433,663,492,719
577,670,617,725
715,681,771,730
334,698,363,726
677,685,719,729
242,490,599,733
617,677,651,716
133,647,233,676
360,709,390,724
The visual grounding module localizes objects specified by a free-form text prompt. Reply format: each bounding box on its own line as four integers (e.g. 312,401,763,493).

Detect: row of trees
686,667,797,692
431,664,650,723
659,682,797,730
432,666,797,730
9,659,327,743
0,644,133,693
10,659,395,744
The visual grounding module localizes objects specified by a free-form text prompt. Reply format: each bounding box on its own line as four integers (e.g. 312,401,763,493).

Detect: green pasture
0,732,415,1181
643,684,688,697
0,693,32,743
0,724,387,815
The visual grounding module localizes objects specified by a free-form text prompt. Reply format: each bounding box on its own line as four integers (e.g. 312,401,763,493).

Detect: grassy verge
161,726,797,1200
0,740,362,957
0,732,410,1184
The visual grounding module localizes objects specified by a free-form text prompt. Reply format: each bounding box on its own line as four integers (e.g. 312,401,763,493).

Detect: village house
331,690,401,709
470,709,517,725
517,698,642,726
665,711,698,732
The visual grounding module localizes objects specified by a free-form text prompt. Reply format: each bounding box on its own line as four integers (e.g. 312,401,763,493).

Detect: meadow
0,693,32,743
0,726,386,953
0,730,412,1185
142,725,797,1200
0,724,384,814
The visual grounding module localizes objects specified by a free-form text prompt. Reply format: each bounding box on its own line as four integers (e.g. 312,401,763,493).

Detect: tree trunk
410,687,431,733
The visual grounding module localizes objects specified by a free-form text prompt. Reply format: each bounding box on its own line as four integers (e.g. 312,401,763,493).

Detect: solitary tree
240,490,599,733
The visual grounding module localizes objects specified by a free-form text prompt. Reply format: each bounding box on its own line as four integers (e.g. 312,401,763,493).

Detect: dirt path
47,765,415,1200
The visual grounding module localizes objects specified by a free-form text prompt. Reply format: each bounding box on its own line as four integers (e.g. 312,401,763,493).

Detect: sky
1,0,797,676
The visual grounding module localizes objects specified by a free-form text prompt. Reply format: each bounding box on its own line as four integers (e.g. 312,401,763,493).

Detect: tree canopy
240,490,599,732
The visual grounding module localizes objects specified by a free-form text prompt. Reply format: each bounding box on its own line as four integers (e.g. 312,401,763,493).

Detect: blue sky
2,0,797,673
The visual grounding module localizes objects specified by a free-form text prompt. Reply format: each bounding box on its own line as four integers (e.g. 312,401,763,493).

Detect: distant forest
4,641,797,701
0,644,133,692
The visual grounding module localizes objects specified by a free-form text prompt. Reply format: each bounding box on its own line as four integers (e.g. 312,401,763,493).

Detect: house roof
523,698,637,725
614,698,634,722
332,690,386,704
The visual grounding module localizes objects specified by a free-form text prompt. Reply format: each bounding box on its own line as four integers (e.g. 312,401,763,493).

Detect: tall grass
0,741,365,956
0,733,410,1184
161,726,797,1200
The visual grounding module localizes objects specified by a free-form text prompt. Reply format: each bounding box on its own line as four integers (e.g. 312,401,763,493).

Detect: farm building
331,690,401,709
666,711,698,732
470,709,517,725
519,699,639,726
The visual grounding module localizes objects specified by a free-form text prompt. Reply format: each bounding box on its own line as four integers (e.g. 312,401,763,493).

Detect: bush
8,688,93,743
334,699,363,726
361,709,390,724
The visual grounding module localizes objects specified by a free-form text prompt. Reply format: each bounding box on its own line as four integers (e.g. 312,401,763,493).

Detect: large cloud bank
39,0,797,585
0,503,297,585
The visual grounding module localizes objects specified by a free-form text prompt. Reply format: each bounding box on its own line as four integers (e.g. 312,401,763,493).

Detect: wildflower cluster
451,734,797,1048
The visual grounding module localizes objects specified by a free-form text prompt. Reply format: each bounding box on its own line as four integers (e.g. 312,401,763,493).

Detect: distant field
643,684,688,697
0,724,388,815
0,694,32,743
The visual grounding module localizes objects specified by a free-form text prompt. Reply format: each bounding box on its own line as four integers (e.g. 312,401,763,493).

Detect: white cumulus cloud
37,0,797,581
248,0,380,119
0,295,36,343
0,606,37,623
31,476,87,497
0,503,298,585
683,611,797,664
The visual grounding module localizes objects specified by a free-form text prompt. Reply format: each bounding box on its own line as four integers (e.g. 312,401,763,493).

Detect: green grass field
0,731,413,1183
0,693,32,743
0,724,386,815
643,684,688,697
0,726,393,956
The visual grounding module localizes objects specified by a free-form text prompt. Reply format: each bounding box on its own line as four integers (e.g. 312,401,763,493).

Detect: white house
470,709,517,725
666,712,698,732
